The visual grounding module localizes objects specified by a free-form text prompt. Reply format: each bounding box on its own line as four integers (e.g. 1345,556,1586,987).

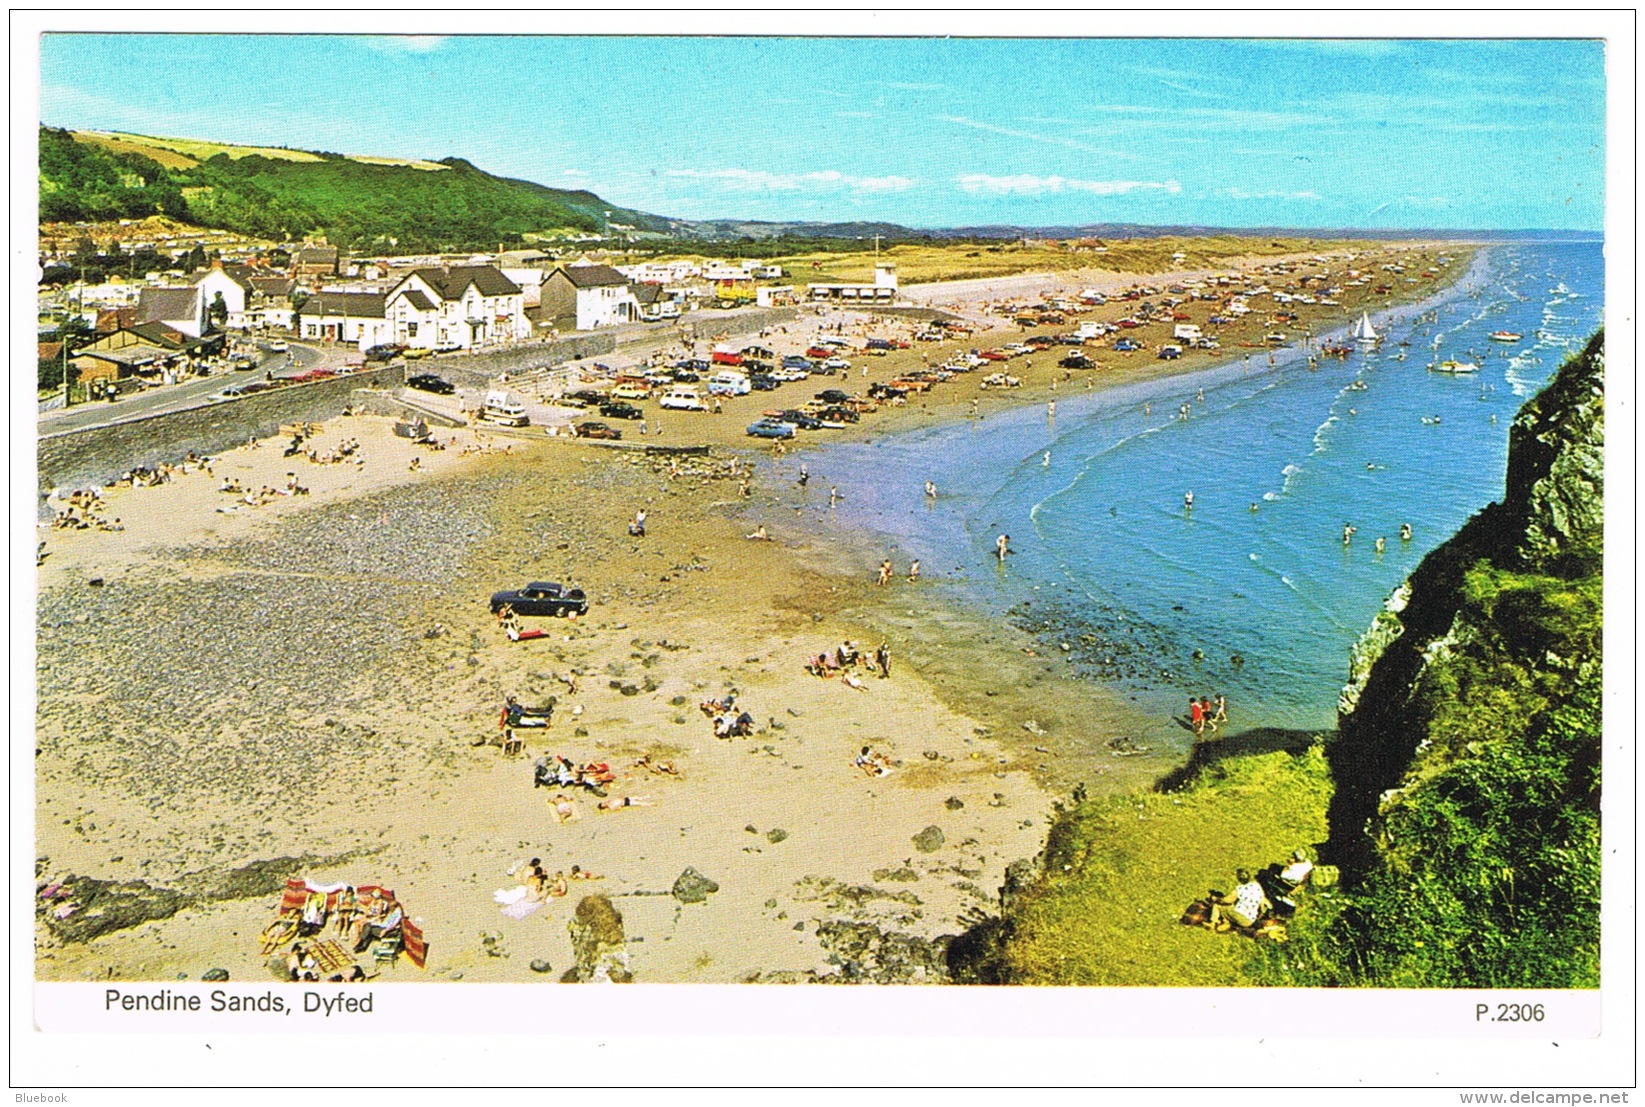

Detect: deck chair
259,879,311,955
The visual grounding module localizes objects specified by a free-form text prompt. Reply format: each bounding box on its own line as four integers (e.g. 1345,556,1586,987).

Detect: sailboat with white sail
1352,311,1380,346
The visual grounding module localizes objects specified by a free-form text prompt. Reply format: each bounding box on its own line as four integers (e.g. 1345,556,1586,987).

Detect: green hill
38,127,674,251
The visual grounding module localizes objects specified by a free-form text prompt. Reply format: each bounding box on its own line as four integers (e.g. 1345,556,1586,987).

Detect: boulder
912,826,945,853
671,867,720,904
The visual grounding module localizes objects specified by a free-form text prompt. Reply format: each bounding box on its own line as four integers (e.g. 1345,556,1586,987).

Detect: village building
382,265,529,351
538,262,641,331
68,323,210,385
291,245,340,280
297,291,392,349
807,261,899,303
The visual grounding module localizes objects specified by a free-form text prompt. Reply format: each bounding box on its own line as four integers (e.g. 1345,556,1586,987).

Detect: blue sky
39,35,1606,231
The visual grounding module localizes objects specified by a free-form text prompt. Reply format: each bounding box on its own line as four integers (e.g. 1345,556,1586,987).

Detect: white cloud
1226,187,1323,201
561,169,590,178
664,168,915,194
956,174,1181,197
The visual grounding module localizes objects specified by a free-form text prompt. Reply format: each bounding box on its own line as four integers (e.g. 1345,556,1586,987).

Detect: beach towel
501,899,542,920
311,939,353,975
493,886,529,905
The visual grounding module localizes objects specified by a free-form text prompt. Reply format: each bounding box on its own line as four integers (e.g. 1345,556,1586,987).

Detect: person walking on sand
877,559,893,586
1200,696,1218,735
830,486,841,507
1213,694,1227,730
875,642,891,678
1189,696,1205,738
798,464,809,488
908,559,921,583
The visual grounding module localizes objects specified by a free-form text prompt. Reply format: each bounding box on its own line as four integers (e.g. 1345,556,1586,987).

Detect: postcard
13,11,1634,1094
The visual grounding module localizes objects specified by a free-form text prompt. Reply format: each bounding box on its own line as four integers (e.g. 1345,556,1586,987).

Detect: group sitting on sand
533,753,615,793
806,640,892,683
853,745,894,778
699,695,755,738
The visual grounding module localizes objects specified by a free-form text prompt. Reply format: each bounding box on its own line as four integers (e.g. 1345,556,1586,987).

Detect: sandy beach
33,241,1471,984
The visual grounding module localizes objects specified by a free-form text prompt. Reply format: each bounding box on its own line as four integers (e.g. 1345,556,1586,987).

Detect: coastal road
37,341,328,435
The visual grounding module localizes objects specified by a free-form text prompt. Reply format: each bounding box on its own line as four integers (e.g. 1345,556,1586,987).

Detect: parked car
659,386,707,411
822,357,851,371
407,373,456,395
676,358,712,373
782,355,815,371
805,346,834,359
746,418,796,439
669,369,701,383
1157,345,1184,360
364,343,406,363
771,367,809,382
562,388,608,407
489,581,588,617
599,400,645,420
610,383,652,400
814,388,851,404
267,339,290,353
1059,353,1094,369
1113,338,1142,352
777,409,823,430
573,421,621,440
749,374,780,392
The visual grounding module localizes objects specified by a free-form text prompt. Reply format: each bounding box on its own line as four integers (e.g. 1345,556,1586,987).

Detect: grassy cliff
951,331,1604,988
39,128,670,251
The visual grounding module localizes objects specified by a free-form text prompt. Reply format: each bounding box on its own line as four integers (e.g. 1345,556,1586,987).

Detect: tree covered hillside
37,127,669,251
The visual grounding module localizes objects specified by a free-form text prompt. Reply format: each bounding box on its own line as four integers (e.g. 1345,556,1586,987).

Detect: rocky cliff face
1327,330,1604,884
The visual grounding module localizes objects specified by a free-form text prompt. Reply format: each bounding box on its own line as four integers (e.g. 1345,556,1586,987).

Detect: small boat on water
1352,312,1380,345
1488,330,1523,342
1429,359,1481,375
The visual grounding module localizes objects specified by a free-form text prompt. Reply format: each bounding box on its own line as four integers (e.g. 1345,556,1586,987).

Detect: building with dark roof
540,263,642,330
382,265,529,351
297,291,392,349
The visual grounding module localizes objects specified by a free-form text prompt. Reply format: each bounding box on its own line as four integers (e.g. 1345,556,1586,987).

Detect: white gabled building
539,263,642,330
298,291,392,350
383,265,529,350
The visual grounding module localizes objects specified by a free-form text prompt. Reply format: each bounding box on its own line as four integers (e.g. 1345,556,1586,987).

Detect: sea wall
37,365,405,495
418,333,617,389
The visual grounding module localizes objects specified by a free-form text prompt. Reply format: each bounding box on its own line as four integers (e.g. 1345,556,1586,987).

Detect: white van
1173,323,1203,343
658,385,706,411
706,371,751,397
480,389,528,426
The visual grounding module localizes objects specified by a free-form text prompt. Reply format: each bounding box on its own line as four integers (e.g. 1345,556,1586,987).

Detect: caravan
480,390,529,427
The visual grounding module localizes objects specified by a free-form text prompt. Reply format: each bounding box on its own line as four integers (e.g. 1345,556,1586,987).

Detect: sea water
810,242,1603,738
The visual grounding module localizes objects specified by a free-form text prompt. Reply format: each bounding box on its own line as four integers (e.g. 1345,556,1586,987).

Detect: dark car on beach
749,374,780,391
407,373,456,395
574,421,622,440
777,409,823,430
814,388,851,405
490,581,589,617
1059,353,1094,369
746,418,796,440
599,400,645,420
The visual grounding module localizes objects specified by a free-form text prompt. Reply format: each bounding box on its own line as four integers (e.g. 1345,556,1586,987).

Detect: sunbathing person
596,795,654,811
569,865,603,881
550,794,578,823
550,871,570,897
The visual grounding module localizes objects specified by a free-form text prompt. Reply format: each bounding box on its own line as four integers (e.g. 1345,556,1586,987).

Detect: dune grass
763,236,1369,287
987,743,1333,986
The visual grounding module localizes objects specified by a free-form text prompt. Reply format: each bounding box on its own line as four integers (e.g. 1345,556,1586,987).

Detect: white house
383,265,529,350
539,263,642,330
298,291,392,350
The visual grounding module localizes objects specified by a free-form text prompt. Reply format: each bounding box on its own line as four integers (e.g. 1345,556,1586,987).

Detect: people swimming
1342,523,1357,546
995,534,1011,562
1042,451,1051,468
1375,535,1387,554
924,480,937,499
1400,522,1413,542
1184,491,1194,512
